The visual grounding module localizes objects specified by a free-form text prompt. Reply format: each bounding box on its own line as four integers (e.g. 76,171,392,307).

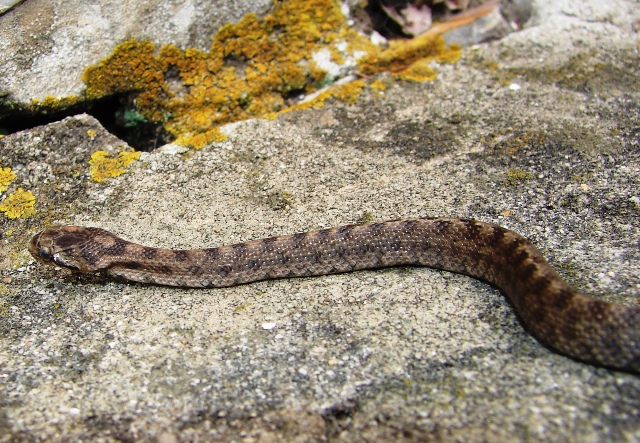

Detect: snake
28,217,640,373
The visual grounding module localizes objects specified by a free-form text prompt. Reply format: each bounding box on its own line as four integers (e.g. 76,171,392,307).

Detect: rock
0,0,272,102
0,0,639,441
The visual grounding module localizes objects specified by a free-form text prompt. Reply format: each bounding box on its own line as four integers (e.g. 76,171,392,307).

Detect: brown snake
29,217,640,373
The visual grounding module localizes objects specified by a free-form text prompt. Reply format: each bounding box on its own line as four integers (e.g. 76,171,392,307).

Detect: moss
479,129,550,156
0,188,36,219
357,211,375,224
234,303,252,312
466,48,625,90
89,149,141,183
267,190,296,210
0,167,16,193
506,50,606,89
80,0,461,150
505,169,533,186
118,108,148,128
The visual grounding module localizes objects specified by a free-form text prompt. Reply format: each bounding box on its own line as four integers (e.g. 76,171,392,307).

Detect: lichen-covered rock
0,0,272,101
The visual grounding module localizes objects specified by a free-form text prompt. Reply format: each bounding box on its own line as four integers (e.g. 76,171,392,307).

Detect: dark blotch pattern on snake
28,217,640,372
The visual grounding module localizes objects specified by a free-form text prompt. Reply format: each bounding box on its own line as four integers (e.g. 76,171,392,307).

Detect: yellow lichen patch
176,127,229,150
370,79,388,90
395,59,437,82
283,79,367,113
27,95,82,115
359,34,459,75
82,0,462,148
89,149,141,183
0,188,36,219
0,167,16,192
436,43,462,64
332,80,366,103
82,0,348,146
83,40,168,122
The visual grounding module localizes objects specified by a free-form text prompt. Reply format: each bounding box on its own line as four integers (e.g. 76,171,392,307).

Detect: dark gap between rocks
0,94,174,152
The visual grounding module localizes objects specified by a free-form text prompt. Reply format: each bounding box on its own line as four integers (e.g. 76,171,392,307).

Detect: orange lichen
436,43,462,64
370,79,389,90
395,59,438,82
177,127,229,150
89,149,141,183
83,40,168,121
333,80,367,103
82,0,462,149
28,95,82,114
0,167,16,193
0,188,36,219
359,33,460,75
283,79,367,113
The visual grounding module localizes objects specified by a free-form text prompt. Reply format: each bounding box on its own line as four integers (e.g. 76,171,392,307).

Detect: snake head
29,226,102,273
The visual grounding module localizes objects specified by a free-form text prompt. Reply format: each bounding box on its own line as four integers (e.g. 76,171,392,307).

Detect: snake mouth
51,256,81,271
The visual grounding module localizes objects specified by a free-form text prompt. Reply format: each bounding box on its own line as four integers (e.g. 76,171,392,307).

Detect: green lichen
466,48,632,90
508,50,605,89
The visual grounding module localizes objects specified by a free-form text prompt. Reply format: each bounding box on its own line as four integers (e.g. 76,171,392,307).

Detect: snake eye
39,247,52,261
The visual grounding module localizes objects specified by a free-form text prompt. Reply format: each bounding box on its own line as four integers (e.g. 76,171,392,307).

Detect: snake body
29,217,640,372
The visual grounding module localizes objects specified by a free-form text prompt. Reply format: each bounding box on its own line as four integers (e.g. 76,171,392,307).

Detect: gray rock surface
0,0,23,16
1,0,640,441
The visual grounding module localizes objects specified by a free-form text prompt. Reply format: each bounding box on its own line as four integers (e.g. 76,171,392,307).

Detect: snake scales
29,217,640,372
